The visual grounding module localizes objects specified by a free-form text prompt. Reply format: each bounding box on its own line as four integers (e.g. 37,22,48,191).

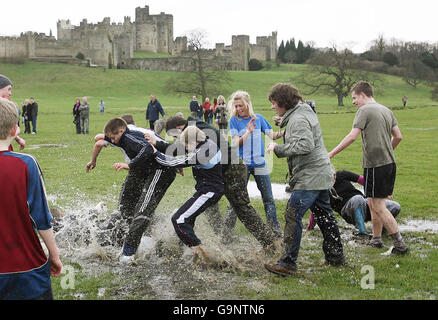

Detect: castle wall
0,37,28,58
35,39,73,57
125,56,237,72
250,45,268,61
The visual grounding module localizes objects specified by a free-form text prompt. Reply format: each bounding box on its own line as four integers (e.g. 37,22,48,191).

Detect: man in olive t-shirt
353,102,397,168
328,81,408,255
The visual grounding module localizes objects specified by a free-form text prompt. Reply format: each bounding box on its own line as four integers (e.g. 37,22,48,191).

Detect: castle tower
269,31,278,61
232,35,250,71
135,6,150,23
134,6,174,54
57,20,73,40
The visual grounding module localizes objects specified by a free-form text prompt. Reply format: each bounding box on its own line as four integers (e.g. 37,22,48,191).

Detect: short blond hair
0,98,18,139
180,126,206,146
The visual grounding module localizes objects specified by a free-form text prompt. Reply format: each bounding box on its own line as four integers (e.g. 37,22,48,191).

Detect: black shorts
364,163,396,198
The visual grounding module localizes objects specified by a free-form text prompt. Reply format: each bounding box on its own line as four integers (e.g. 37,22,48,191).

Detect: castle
0,5,277,71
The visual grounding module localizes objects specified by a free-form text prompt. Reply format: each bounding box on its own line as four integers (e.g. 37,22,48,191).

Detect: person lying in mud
90,117,177,264
306,170,401,237
152,126,224,259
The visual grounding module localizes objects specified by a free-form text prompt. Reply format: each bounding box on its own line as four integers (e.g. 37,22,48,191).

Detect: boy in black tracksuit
103,118,176,262
153,126,224,252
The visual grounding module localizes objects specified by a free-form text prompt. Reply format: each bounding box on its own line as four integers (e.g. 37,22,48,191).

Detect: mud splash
50,198,272,300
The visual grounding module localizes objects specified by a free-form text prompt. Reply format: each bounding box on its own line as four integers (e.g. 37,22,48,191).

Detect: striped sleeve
24,155,53,230
154,150,199,168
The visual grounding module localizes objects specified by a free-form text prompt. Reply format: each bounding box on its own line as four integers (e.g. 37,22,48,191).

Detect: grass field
1,61,437,300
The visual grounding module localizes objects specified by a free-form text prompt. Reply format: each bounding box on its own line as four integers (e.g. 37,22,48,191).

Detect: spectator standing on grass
146,94,165,131
216,95,228,135
73,98,81,134
29,97,39,134
0,98,62,300
99,100,105,113
197,101,204,121
203,98,212,124
328,81,408,255
79,96,90,135
189,96,199,119
22,99,32,134
264,83,345,276
212,98,218,126
402,95,408,108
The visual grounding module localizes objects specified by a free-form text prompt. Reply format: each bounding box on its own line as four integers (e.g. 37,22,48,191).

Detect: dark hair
121,114,135,125
165,116,187,132
351,81,374,97
268,83,303,110
104,118,127,136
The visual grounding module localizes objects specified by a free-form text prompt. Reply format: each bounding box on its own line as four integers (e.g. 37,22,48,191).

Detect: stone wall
125,56,237,72
0,36,28,58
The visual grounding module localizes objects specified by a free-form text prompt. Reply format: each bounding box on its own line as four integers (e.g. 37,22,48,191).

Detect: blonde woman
226,90,284,237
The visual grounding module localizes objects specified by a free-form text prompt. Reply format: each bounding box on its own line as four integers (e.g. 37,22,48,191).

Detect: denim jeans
247,166,281,233
31,116,37,133
278,190,344,270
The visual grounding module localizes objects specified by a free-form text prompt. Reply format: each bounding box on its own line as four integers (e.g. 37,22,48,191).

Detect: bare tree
296,46,380,106
402,58,434,88
166,29,231,102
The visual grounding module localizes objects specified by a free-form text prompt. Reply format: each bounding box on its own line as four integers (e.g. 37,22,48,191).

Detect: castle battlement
2,5,277,71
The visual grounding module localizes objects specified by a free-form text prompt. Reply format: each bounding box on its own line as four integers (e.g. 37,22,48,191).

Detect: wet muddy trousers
118,166,176,256
203,162,278,248
172,191,223,247
278,190,345,269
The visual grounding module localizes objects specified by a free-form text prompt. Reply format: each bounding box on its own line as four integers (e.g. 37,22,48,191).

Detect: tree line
281,34,438,106
165,29,438,107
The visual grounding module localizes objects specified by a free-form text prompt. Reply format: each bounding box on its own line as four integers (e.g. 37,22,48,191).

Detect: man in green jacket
264,83,345,276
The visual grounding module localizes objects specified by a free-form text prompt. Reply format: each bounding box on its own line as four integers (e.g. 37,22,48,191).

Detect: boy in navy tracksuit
103,118,176,263
153,126,224,254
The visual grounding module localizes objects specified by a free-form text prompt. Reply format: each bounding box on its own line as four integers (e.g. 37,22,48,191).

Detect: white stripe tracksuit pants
171,190,223,247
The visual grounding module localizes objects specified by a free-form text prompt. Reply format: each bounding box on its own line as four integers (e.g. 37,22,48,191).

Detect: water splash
50,197,270,299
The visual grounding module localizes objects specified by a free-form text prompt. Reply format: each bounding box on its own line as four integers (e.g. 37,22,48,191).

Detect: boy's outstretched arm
86,140,107,172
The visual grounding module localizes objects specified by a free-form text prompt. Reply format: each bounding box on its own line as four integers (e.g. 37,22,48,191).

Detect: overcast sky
1,0,437,53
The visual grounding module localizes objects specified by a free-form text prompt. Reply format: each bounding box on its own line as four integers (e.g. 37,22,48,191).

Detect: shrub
383,52,399,66
248,59,263,71
76,52,85,60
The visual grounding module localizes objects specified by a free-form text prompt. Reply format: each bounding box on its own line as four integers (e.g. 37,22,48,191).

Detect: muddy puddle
26,144,68,150
48,187,437,300
50,199,272,300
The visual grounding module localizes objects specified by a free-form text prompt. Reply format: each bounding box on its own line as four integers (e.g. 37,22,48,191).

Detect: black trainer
391,246,409,255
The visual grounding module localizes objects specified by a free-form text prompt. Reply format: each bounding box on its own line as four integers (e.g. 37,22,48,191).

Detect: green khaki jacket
274,102,334,191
